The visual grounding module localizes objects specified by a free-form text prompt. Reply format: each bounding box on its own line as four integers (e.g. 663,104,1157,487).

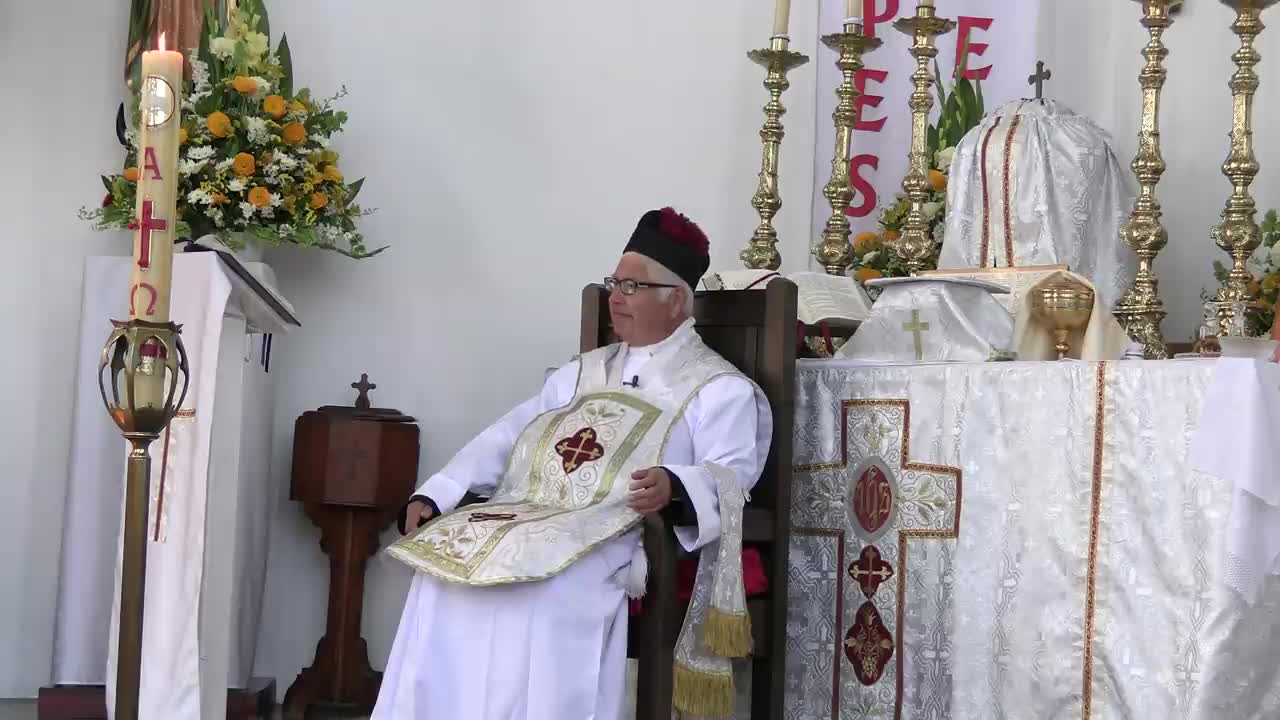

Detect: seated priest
373,207,773,720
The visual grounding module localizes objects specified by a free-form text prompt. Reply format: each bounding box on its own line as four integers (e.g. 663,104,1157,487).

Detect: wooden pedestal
36,678,275,720
283,377,419,719
282,506,391,719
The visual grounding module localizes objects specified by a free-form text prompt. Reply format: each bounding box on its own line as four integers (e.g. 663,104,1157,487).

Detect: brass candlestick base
1031,281,1095,360
742,35,809,271
1114,0,1182,359
1210,0,1279,330
814,21,883,276
891,5,955,275
98,319,189,720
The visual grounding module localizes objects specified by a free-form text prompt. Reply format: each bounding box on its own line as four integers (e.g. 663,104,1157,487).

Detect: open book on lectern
700,269,872,329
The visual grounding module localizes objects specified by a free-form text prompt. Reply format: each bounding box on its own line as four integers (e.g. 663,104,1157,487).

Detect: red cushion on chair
628,547,769,616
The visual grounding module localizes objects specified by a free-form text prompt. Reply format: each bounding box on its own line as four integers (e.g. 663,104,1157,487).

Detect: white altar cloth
785,358,1280,720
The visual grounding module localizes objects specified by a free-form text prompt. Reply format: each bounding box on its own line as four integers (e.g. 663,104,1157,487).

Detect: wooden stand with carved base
282,375,419,719
36,679,275,720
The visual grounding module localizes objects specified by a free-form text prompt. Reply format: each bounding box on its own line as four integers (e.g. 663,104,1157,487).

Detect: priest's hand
404,499,434,534
629,467,672,515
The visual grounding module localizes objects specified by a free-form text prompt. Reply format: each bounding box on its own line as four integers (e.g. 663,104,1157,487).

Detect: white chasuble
375,319,772,720
939,99,1135,309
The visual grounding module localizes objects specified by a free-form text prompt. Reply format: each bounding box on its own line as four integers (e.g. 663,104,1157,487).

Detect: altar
782,358,1280,720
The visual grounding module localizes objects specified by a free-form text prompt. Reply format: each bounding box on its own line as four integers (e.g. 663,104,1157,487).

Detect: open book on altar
700,270,871,329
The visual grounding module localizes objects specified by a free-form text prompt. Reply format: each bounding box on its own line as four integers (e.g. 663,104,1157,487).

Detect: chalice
1030,281,1095,360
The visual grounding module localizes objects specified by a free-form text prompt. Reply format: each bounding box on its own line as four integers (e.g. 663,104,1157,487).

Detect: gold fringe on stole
673,662,735,718
703,607,753,657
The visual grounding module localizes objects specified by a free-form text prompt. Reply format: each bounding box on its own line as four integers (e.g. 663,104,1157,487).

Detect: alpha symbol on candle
142,146,163,181
137,198,168,269
141,75,176,127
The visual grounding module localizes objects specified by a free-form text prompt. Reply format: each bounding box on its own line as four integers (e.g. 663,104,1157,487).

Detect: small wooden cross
352,373,376,409
1028,60,1052,100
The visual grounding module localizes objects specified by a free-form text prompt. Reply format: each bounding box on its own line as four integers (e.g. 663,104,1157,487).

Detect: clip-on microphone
622,375,640,388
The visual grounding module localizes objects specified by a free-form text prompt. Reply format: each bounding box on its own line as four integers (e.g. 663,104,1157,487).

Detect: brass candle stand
891,4,955,275
742,35,810,270
1209,0,1279,330
98,319,189,720
813,20,882,276
1114,0,1182,359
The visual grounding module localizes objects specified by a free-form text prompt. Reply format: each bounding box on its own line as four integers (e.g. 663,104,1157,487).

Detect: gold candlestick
742,35,809,270
1210,0,1278,329
813,20,882,276
1114,0,1182,359
890,3,955,275
99,321,188,720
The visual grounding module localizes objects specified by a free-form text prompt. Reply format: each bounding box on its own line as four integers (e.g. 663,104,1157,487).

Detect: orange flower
854,267,883,282
282,122,307,145
207,111,232,138
211,193,230,206
882,230,901,242
232,152,256,177
928,169,947,192
262,95,287,119
232,75,259,94
309,192,329,210
123,166,139,182
853,231,880,252
179,127,189,145
323,165,343,183
248,187,272,208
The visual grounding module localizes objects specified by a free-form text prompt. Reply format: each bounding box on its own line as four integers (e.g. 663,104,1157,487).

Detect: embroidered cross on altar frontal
792,399,961,720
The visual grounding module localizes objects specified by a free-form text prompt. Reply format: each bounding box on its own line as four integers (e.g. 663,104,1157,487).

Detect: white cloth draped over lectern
838,278,1014,363
50,252,296,720
939,99,1136,308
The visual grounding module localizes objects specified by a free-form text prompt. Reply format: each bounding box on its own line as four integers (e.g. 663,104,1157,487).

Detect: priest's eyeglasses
603,276,678,296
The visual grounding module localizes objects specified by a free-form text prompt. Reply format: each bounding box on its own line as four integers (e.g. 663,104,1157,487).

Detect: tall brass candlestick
814,19,882,276
891,3,955,275
1211,0,1278,327
743,36,810,270
1114,0,1182,359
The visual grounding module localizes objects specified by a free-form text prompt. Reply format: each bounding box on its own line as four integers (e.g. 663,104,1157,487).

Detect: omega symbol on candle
141,75,176,128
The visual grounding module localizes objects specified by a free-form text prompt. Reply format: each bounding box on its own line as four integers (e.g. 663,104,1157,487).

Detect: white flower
211,37,236,59
923,201,944,219
228,178,247,192
279,224,295,237
1268,242,1280,268
245,116,271,146
244,32,270,60
259,206,275,220
935,146,956,172
178,159,207,176
272,150,299,170
239,201,256,219
269,192,283,208
187,189,214,206
863,251,880,264
207,207,225,227
216,158,235,173
187,146,215,161
252,76,271,95
314,134,331,148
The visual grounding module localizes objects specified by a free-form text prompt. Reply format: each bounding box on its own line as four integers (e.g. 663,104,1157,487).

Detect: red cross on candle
137,198,168,270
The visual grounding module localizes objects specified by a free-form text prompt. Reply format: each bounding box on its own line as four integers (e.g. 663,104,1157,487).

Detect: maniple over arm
661,374,772,552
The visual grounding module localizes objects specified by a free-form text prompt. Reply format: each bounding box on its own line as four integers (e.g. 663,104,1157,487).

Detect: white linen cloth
1012,269,1130,361
939,99,1135,309
837,280,1013,363
786,358,1280,720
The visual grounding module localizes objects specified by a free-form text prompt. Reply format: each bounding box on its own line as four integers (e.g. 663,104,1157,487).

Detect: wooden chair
580,279,797,720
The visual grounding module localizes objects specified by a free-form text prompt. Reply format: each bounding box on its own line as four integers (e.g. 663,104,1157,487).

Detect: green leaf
927,126,940,156
933,60,948,115
254,0,270,43
198,8,222,86
346,177,365,203
102,175,115,193
277,34,293,98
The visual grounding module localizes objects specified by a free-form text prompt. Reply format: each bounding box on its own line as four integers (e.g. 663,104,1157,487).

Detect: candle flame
158,32,167,52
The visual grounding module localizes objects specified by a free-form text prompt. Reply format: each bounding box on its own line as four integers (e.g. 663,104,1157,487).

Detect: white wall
6,0,1280,702
0,0,129,698
248,0,820,697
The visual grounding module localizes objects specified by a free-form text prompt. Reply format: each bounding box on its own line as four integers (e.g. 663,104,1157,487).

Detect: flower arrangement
850,55,985,284
1208,209,1280,336
81,0,382,258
